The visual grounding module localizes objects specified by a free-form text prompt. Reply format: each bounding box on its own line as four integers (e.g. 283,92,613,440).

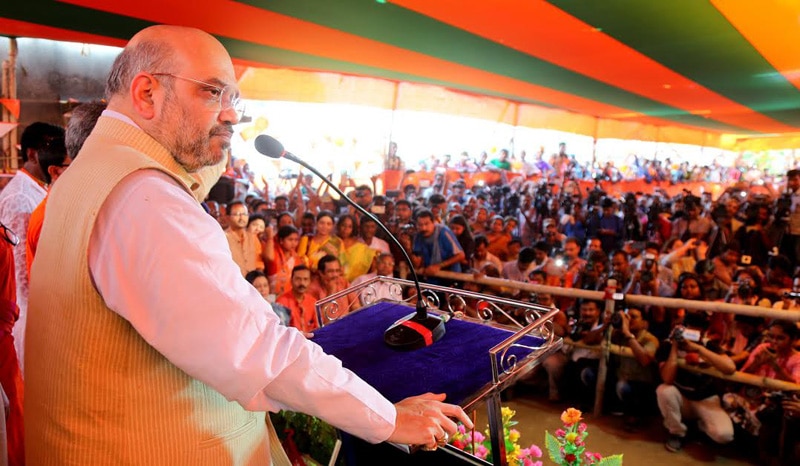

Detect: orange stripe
391,0,796,134
61,0,717,132
0,17,127,48
712,0,800,93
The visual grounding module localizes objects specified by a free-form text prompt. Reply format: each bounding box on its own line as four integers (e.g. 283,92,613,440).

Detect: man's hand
388,393,473,450
423,264,442,276
619,311,632,338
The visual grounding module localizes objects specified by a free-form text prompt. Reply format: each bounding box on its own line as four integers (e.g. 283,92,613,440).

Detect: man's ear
130,73,158,119
47,165,61,183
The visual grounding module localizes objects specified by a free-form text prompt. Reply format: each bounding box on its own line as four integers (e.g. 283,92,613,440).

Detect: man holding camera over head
655,322,736,452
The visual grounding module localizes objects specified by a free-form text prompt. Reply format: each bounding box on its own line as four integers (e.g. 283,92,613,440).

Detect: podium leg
486,391,508,466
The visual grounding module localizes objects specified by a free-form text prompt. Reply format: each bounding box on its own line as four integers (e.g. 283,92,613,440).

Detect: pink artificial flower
472,431,486,443
578,423,588,433
555,428,566,437
528,444,542,457
457,424,466,434
475,444,489,459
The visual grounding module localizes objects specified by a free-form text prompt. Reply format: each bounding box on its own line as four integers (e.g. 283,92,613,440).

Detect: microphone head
254,134,285,159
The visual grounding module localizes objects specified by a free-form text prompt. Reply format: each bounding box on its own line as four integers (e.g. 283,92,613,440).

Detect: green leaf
597,454,624,465
545,432,563,463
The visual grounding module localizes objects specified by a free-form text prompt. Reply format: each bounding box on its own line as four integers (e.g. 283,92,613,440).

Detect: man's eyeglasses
0,223,19,246
151,73,246,120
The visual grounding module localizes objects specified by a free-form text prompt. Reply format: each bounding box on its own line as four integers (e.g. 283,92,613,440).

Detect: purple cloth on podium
311,302,545,406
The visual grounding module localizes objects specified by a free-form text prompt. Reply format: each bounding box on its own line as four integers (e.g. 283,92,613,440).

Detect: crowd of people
211,150,800,463
0,23,798,466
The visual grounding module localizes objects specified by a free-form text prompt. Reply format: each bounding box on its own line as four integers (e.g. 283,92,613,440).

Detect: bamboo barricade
432,270,800,414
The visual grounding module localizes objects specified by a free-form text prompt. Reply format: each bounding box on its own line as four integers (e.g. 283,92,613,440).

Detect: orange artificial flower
560,408,582,426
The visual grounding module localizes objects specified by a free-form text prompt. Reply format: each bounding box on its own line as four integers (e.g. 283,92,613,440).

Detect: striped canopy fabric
2,0,800,144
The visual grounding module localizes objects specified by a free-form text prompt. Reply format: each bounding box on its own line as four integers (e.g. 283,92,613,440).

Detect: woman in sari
264,225,304,296
297,210,341,271
336,214,377,283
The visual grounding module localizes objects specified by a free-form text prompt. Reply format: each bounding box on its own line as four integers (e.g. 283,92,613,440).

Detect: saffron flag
0,99,20,120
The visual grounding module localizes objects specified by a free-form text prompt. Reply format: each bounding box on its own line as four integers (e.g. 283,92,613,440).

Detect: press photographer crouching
656,316,736,452
610,307,659,430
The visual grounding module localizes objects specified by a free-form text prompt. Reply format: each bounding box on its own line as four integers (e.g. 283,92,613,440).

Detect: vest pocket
198,414,259,449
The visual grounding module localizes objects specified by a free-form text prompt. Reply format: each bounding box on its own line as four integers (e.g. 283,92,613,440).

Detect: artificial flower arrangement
449,407,622,466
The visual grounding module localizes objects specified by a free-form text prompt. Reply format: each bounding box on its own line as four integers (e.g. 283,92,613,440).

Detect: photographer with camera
612,307,659,430
725,268,772,308
722,321,800,462
656,318,736,452
625,248,674,299
587,197,624,254
779,168,800,270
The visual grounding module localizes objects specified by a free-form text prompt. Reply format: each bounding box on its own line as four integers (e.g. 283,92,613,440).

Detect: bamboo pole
434,270,800,322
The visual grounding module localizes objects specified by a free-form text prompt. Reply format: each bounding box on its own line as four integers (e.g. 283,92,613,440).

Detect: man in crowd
613,308,659,430
276,265,317,333
411,209,465,284
656,324,736,452
351,253,402,305
0,121,65,371
25,25,469,463
225,200,266,275
588,198,624,254
309,254,360,318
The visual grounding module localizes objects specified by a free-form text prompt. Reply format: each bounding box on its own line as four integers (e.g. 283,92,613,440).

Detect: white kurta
0,169,46,373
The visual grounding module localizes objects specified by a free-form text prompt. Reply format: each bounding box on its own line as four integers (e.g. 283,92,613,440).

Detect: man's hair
416,209,435,222
228,200,246,212
474,234,489,248
578,298,601,310
318,254,340,273
787,169,800,178
395,199,412,209
274,194,289,203
106,40,175,99
565,236,581,248
518,247,537,264
291,264,310,278
66,101,107,158
20,122,65,164
37,136,68,185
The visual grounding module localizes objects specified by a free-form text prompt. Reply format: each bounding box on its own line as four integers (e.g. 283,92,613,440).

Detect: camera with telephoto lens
737,279,754,299
670,325,701,343
640,253,656,283
783,291,800,300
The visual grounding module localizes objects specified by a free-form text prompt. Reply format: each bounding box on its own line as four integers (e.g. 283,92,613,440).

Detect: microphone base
384,312,446,351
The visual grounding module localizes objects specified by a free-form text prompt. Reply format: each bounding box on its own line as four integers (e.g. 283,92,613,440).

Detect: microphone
254,134,445,350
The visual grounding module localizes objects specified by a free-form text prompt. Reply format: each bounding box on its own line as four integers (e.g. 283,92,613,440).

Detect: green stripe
240,0,750,133
551,0,800,127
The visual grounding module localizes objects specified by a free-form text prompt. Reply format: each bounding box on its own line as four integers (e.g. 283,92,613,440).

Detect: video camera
670,325,702,343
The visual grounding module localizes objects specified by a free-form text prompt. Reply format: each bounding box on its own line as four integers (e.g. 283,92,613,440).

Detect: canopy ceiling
3,1,800,147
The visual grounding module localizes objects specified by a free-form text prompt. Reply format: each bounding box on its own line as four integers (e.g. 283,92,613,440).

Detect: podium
311,276,562,466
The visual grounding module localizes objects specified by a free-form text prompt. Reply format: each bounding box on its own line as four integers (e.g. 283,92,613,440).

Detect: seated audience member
309,254,360,319
773,273,800,311
531,241,561,286
562,237,587,288
761,254,794,303
264,225,303,296
502,247,537,292
224,200,266,275
337,214,376,283
246,214,266,238
725,268,771,308
542,218,565,251
695,259,728,301
472,235,503,276
584,237,603,257
722,321,800,450
276,265,318,333
612,308,659,429
660,237,707,282
359,215,390,255
411,209,465,285
724,315,765,368
245,270,289,326
448,214,474,267
574,250,608,292
712,242,740,286
297,211,341,272
656,319,736,452
486,215,512,260
505,237,522,263
351,253,401,305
